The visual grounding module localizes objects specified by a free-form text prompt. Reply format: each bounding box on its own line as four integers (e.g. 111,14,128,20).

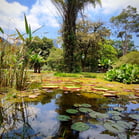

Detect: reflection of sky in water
79,127,116,139
126,103,139,113
2,93,139,138
108,103,139,113
27,99,60,137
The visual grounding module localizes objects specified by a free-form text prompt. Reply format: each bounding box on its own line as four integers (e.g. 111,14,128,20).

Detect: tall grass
0,15,34,90
0,37,29,90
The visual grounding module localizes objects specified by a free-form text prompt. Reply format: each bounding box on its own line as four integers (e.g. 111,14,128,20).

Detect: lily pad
108,110,121,116
66,109,78,114
93,87,108,91
129,114,139,120
89,111,109,119
117,121,134,129
71,122,89,132
104,121,125,133
74,104,81,107
63,86,81,90
112,115,122,121
103,93,117,97
79,108,93,113
80,103,92,107
113,107,125,112
118,133,127,139
28,95,38,99
57,115,71,121
42,85,59,89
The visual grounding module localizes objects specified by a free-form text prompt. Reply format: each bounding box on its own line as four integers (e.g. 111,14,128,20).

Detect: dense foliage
27,36,54,73
75,20,111,72
113,51,139,68
105,64,139,84
46,47,64,71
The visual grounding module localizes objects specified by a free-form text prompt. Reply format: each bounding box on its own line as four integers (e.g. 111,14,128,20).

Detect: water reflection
0,91,139,138
27,104,60,138
0,94,60,138
79,128,116,139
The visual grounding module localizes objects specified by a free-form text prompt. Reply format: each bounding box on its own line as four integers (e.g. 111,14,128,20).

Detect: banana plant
30,53,45,73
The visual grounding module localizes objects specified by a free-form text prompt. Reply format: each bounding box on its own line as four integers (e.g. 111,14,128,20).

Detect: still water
0,90,139,139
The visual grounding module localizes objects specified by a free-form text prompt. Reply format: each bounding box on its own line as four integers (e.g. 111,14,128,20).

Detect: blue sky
0,0,139,45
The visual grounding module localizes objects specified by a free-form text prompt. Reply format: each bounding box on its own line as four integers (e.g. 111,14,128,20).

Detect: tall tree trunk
62,1,77,73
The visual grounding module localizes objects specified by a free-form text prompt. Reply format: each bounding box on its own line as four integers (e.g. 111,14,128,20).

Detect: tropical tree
110,5,139,55
98,40,118,72
46,47,64,71
112,40,137,57
30,53,45,73
52,0,101,72
76,20,110,72
27,36,53,60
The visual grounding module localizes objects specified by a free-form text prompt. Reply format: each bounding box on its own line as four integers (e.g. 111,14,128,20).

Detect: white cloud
0,0,28,17
0,0,28,32
1,0,139,38
100,0,139,14
27,0,60,28
87,0,139,16
0,0,59,34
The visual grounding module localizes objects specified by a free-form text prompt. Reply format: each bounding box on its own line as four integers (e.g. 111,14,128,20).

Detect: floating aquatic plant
66,109,78,114
71,122,89,132
108,110,122,116
117,121,134,129
79,108,93,113
93,87,108,91
57,115,71,121
111,115,122,121
113,107,124,112
129,114,139,120
89,111,109,119
80,103,91,107
74,104,81,107
42,85,59,89
104,121,125,133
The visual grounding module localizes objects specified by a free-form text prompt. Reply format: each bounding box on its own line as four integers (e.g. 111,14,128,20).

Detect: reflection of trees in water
0,90,135,138
0,98,39,138
0,90,61,138
55,91,110,113
54,92,95,138
54,91,132,138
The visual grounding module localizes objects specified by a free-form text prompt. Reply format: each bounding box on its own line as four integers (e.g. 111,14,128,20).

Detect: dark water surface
0,90,139,139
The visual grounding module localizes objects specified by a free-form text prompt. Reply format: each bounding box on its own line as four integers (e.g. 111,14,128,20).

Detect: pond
0,89,139,139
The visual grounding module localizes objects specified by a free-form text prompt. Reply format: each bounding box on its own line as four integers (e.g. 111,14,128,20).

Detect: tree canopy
110,5,139,55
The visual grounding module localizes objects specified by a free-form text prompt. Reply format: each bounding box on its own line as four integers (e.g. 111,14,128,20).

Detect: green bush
113,51,139,68
105,64,139,84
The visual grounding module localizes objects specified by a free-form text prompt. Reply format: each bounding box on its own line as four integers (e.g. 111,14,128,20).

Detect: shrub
113,51,139,68
105,64,139,84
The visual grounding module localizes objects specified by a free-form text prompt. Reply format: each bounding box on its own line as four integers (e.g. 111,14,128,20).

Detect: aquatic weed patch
29,72,139,98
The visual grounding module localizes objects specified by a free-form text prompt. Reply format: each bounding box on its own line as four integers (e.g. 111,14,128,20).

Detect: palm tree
52,0,101,72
